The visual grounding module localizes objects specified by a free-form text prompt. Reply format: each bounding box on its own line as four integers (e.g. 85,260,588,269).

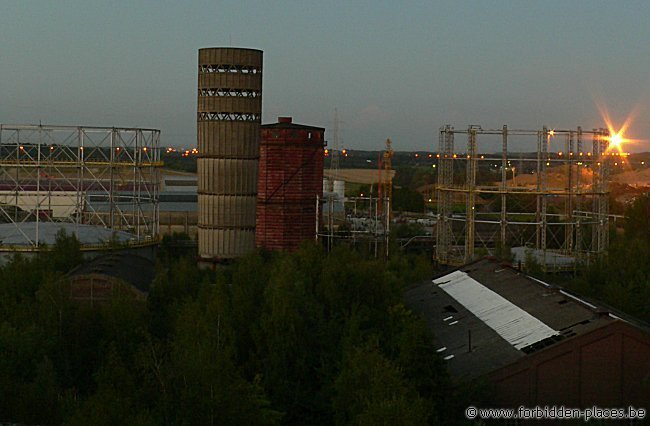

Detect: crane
378,138,393,217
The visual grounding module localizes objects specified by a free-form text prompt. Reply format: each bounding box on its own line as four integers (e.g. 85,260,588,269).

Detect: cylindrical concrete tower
256,117,325,252
197,47,262,260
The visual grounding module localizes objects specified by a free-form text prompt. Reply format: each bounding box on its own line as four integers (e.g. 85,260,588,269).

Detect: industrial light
610,133,623,149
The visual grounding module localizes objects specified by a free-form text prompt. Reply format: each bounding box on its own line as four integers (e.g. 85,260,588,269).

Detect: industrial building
256,117,325,251
159,173,198,237
66,253,154,305
197,47,263,262
0,124,160,263
406,258,650,408
0,222,157,265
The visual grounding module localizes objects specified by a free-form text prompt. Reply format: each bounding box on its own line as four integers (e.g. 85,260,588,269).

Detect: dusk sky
2,1,649,152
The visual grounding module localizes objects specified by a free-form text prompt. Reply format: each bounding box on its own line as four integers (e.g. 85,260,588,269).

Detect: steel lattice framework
0,124,161,248
435,125,610,269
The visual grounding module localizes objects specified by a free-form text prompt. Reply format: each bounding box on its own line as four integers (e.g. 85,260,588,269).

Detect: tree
624,194,650,243
46,228,83,273
333,344,430,425
392,187,425,212
168,293,280,425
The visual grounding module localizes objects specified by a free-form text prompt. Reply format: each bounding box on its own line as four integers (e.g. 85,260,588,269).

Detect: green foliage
393,222,426,239
0,240,452,425
561,195,650,323
524,249,544,277
333,344,430,425
394,165,436,190
46,228,83,272
392,187,425,212
158,231,194,263
624,194,650,242
161,153,197,173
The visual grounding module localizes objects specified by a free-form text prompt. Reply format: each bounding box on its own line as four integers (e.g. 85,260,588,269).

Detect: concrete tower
256,117,325,251
197,48,263,261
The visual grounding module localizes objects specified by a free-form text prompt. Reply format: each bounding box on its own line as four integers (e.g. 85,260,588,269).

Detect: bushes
0,240,451,425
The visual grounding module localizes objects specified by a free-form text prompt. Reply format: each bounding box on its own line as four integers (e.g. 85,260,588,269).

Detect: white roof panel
434,270,559,350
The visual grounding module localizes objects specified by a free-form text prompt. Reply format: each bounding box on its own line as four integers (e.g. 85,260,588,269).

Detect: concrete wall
197,48,262,260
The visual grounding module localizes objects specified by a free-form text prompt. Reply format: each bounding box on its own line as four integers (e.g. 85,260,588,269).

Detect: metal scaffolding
435,125,610,269
0,124,161,248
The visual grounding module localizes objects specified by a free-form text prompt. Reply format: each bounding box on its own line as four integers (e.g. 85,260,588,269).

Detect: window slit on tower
199,64,260,74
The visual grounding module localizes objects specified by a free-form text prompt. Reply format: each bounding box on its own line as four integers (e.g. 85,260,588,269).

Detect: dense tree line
0,234,472,424
162,152,198,173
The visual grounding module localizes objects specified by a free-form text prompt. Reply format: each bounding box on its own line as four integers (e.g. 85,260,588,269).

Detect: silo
333,180,345,200
256,117,325,251
197,48,262,261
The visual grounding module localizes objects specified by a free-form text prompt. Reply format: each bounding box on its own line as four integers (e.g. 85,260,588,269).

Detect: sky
1,0,650,152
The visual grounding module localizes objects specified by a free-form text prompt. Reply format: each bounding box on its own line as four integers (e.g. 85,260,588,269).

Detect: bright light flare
594,100,644,155
604,128,635,156
610,132,623,150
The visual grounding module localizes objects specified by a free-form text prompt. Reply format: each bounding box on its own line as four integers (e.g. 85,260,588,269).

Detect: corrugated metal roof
434,270,559,350
405,258,635,382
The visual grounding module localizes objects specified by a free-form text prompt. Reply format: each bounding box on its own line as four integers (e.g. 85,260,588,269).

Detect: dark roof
404,258,641,382
261,121,325,131
68,253,155,293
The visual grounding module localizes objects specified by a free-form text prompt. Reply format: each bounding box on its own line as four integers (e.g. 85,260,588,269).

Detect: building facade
406,258,650,408
256,117,325,251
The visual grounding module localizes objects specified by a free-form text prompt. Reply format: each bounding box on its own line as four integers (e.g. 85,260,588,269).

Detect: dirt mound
503,165,594,188
613,168,650,187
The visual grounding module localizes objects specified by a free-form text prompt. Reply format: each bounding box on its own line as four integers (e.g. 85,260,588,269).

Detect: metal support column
500,125,508,246
435,125,454,264
465,126,478,263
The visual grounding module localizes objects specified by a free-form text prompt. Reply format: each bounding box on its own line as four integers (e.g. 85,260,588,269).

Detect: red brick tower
256,117,325,251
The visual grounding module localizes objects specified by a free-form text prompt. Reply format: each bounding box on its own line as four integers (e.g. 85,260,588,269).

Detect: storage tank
333,180,345,200
256,117,325,251
197,47,263,261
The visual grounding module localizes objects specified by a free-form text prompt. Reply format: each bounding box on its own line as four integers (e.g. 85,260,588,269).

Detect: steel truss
435,126,610,269
0,124,161,248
